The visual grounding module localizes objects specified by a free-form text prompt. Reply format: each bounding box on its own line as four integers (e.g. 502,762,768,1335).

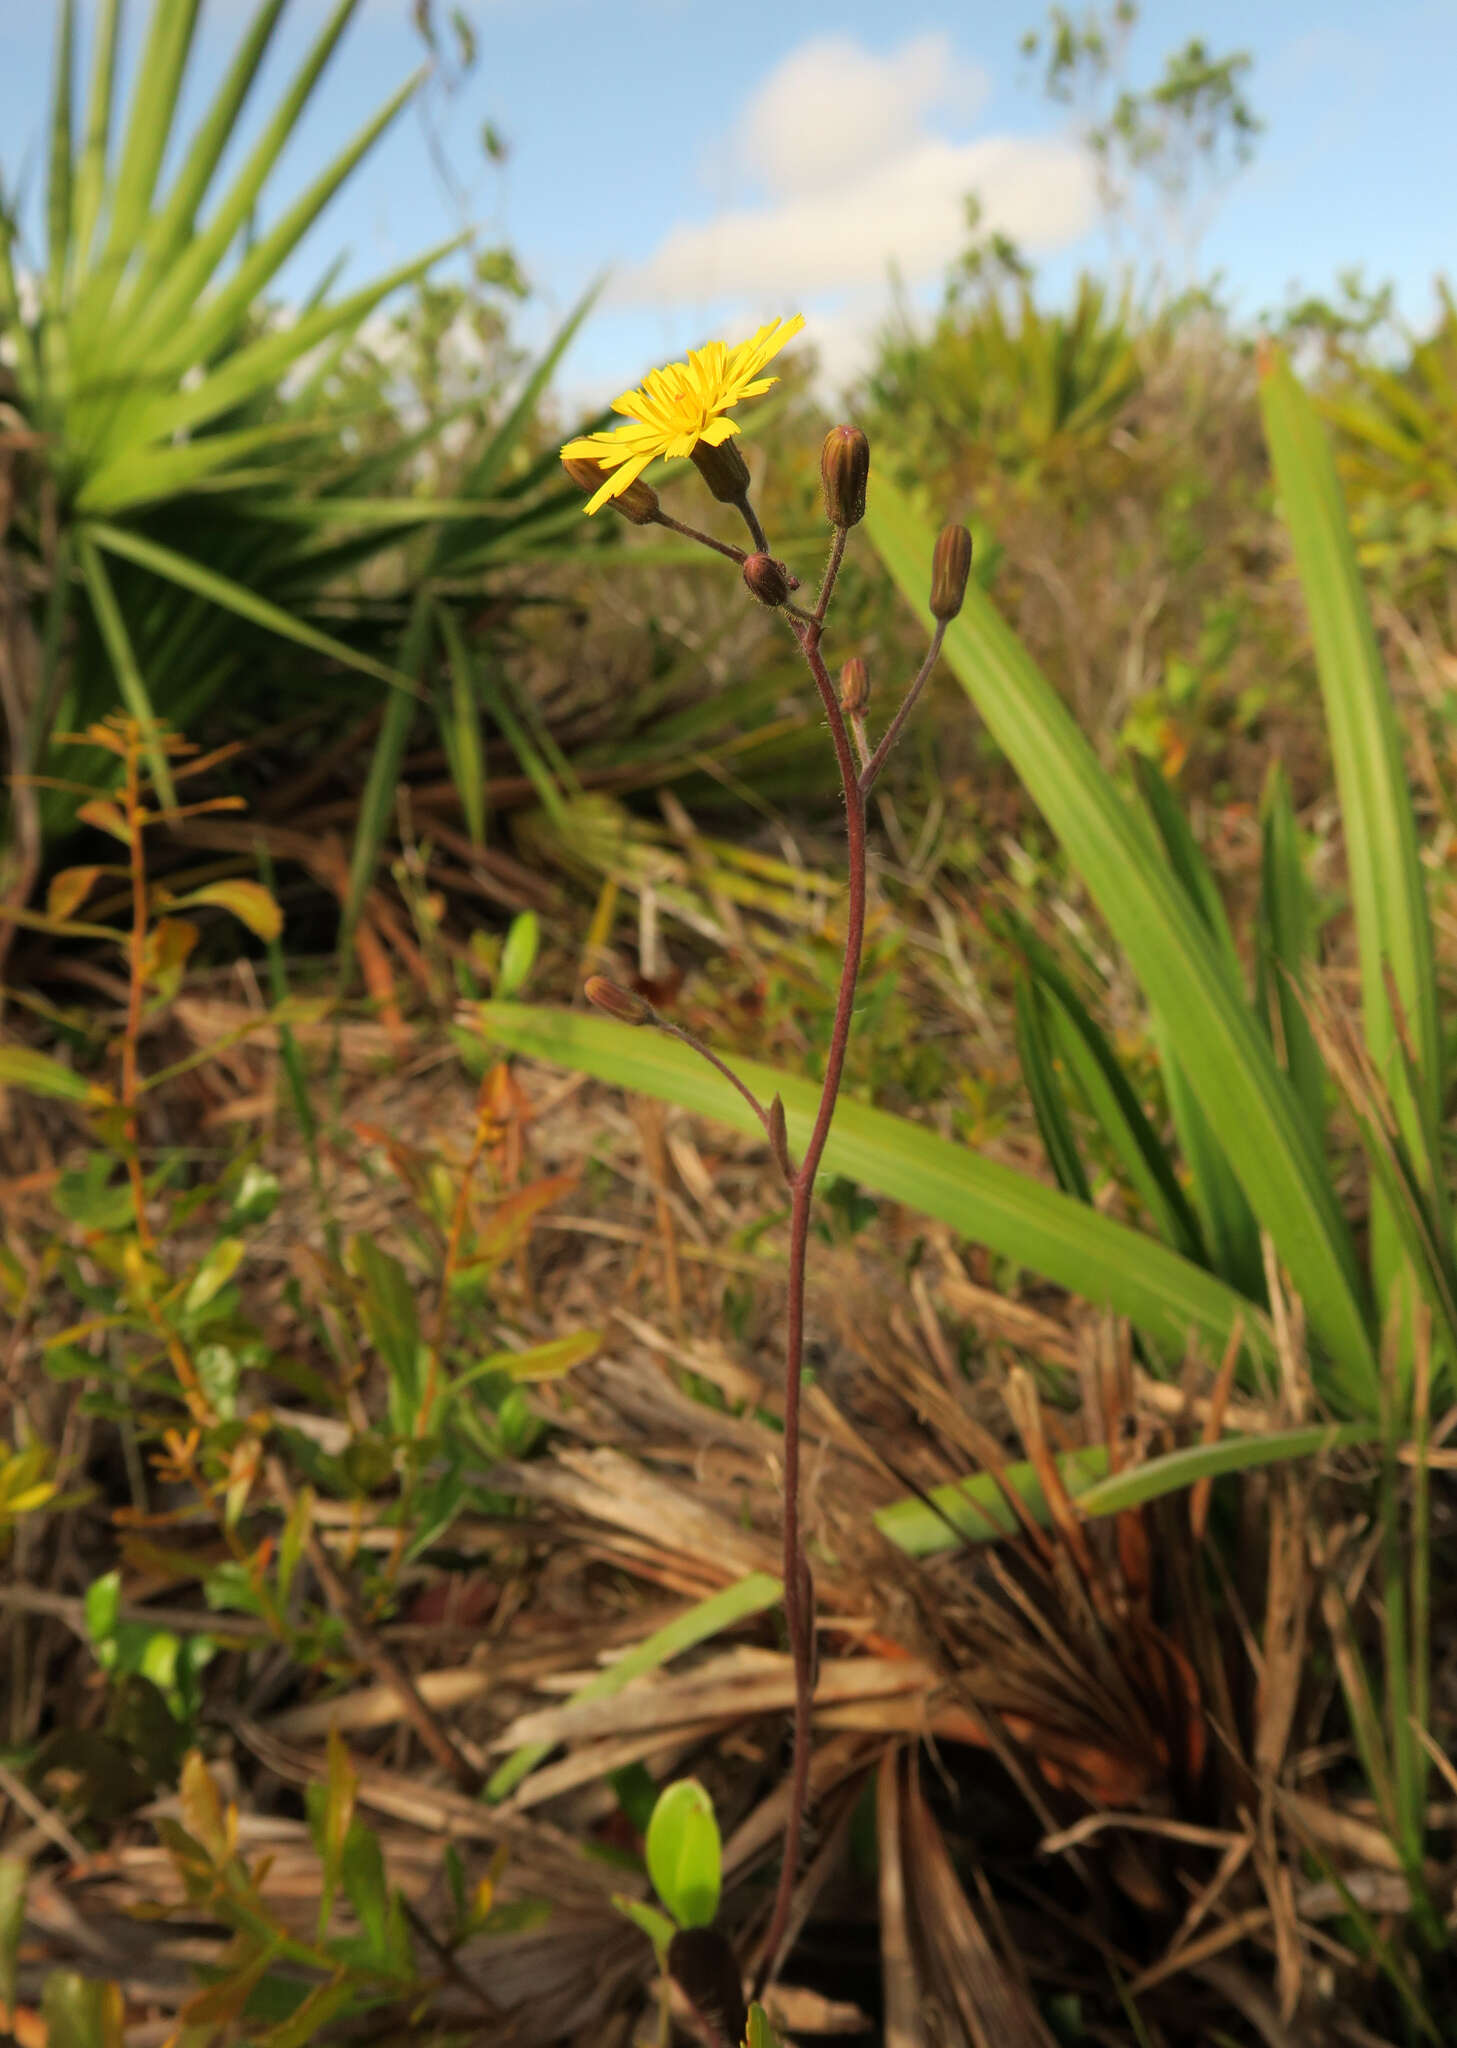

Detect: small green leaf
183,1236,246,1319
745,2004,787,2048
0,1046,93,1102
229,1162,280,1226
614,1894,677,1965
497,910,539,999
646,1778,721,1930
42,1968,122,2048
194,1342,241,1419
84,1570,122,1648
176,878,283,941
0,1854,24,2010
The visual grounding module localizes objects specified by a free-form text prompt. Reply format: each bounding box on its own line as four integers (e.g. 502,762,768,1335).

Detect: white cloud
613,34,1097,310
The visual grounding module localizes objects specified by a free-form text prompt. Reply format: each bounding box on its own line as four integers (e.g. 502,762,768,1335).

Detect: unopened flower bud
839,656,869,716
584,974,652,1025
690,435,751,504
742,553,791,608
561,455,659,525
820,425,869,527
929,523,973,620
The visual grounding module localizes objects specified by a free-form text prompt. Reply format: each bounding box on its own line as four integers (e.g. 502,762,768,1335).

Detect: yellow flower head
561,314,805,514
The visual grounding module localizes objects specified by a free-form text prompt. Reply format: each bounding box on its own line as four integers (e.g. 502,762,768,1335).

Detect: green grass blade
448,280,602,508
44,0,75,313
104,0,361,356
82,520,415,694
1013,975,1091,1202
435,603,487,849
1259,346,1444,1289
339,593,433,961
71,0,120,266
998,912,1206,1265
1155,1026,1266,1301
486,1573,784,1802
141,71,424,376
131,0,290,286
863,473,1376,1409
75,531,174,804
108,239,463,455
475,1003,1273,1372
1257,761,1327,1146
92,0,201,297
878,1423,1375,1559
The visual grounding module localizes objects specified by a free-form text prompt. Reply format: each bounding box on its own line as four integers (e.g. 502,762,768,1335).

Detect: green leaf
497,911,540,1000
879,1423,1376,1561
863,472,1376,1410
349,1236,422,1430
745,2004,787,2048
1256,761,1326,1145
41,1969,121,2048
1260,345,1445,1346
340,591,432,962
0,1046,92,1102
83,521,414,697
474,1004,1273,1376
646,1779,721,1930
0,1854,25,2012
183,1237,246,1319
614,1895,677,1964
435,602,487,847
175,879,283,942
229,1163,280,1227
84,1570,121,1648
1013,974,1091,1202
75,532,174,805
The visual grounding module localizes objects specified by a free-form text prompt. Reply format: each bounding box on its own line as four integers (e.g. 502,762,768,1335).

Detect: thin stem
859,622,946,796
757,614,869,1989
736,495,770,555
654,1017,776,1139
122,736,154,1258
815,526,848,623
648,509,748,567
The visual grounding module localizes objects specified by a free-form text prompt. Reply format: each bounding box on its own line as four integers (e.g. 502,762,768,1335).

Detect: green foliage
0,0,604,956
645,1779,722,1930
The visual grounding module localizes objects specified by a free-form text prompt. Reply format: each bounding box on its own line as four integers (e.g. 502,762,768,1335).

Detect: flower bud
584,974,652,1025
742,553,791,608
929,523,973,620
839,656,869,716
820,425,869,527
689,435,751,504
561,455,659,525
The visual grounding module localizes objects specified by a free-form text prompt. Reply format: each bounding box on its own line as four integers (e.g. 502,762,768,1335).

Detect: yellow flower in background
561,314,805,513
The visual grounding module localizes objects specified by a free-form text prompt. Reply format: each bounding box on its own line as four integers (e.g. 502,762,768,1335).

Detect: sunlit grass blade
340,594,433,960
44,0,75,314
486,1572,783,1802
81,521,414,695
71,0,120,266
1154,1027,1266,1301
1259,344,1444,1311
435,603,487,849
1256,762,1327,1147
864,472,1376,1410
98,0,361,363
131,0,290,287
1132,755,1244,994
75,532,173,805
88,0,201,315
476,1003,1273,1371
878,1422,1376,1559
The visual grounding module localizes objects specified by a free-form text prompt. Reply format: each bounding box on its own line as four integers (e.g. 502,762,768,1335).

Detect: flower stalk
564,341,956,1990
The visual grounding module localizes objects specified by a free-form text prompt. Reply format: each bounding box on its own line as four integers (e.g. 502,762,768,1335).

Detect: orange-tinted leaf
473,1172,576,1268
76,799,130,843
179,880,283,943
47,867,105,921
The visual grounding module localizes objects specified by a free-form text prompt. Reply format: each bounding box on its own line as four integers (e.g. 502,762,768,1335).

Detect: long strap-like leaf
863,474,1376,1410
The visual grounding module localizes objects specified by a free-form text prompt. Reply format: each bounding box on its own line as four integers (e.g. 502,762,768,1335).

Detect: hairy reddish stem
757,613,868,1987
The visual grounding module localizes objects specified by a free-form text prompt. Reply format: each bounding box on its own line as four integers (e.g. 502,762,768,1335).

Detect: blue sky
1,0,1453,409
